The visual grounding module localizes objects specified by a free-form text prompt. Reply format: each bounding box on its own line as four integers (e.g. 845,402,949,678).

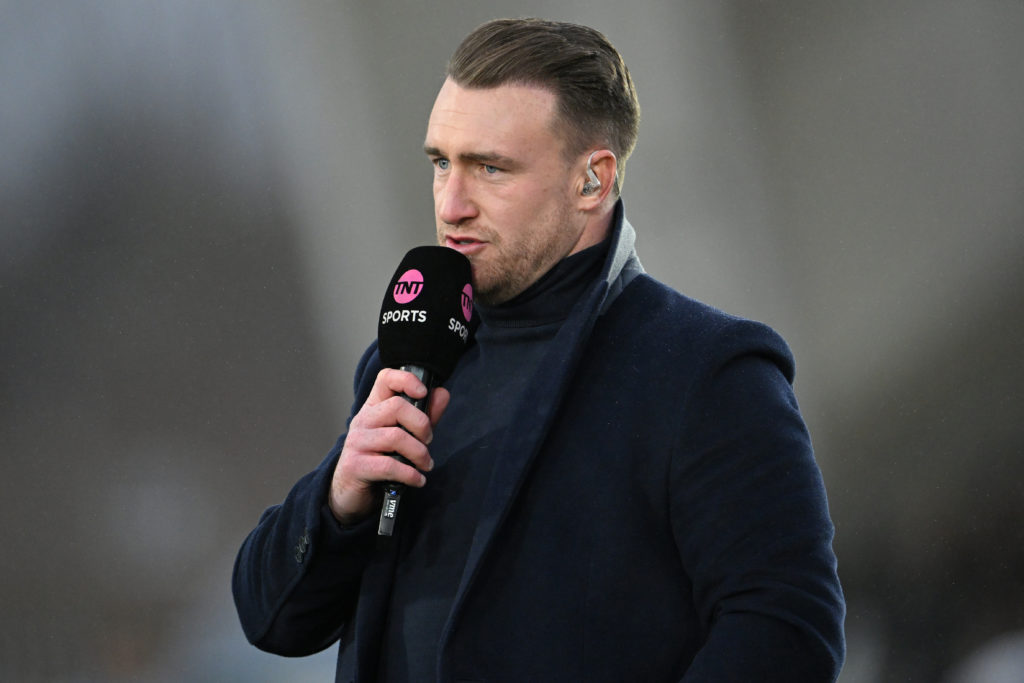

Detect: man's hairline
439,75,602,165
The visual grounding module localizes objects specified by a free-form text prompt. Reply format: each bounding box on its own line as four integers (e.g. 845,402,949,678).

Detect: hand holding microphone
328,247,475,535
328,368,448,526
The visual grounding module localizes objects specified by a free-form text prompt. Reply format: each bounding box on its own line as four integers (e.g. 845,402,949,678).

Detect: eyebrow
423,145,519,169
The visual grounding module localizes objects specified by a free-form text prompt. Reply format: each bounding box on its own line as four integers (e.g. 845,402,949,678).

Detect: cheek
499,183,553,220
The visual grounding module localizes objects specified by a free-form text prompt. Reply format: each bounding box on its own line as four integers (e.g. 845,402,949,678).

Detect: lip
445,235,487,257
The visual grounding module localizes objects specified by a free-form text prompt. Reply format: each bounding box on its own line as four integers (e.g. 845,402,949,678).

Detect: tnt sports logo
460,283,473,321
393,269,424,304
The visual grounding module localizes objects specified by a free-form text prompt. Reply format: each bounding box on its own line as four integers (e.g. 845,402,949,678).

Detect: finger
345,423,434,471
351,389,431,434
352,395,434,445
394,396,436,444
365,368,428,407
426,387,450,427
363,452,429,486
340,450,428,488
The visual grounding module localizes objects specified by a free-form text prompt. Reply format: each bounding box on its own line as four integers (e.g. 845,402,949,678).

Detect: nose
435,171,478,226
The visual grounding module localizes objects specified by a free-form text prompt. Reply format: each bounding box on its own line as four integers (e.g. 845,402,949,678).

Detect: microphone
375,246,475,536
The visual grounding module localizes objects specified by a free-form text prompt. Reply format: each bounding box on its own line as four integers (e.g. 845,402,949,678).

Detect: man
233,18,845,681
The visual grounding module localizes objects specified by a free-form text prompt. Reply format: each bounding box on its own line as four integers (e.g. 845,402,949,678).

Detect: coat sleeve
231,344,383,656
671,320,846,681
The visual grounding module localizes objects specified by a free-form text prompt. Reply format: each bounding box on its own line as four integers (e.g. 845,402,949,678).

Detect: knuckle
343,428,373,453
367,454,403,480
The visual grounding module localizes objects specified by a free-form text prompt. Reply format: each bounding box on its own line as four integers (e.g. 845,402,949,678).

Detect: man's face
425,78,589,306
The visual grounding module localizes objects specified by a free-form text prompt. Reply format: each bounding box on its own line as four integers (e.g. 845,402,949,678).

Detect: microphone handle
378,364,438,536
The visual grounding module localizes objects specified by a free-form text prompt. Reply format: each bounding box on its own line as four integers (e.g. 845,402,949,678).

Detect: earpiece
581,152,601,196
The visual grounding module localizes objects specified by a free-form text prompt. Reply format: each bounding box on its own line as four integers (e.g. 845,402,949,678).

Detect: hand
329,368,450,525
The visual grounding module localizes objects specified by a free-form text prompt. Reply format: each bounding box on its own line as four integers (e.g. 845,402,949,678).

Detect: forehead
425,79,563,157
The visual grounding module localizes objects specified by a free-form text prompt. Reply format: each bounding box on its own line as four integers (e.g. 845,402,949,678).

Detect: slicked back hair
446,18,640,194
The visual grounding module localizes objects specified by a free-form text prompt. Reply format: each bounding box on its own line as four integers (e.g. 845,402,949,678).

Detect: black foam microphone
375,246,475,536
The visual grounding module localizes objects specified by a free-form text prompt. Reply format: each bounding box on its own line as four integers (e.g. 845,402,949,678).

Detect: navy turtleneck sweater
379,239,609,681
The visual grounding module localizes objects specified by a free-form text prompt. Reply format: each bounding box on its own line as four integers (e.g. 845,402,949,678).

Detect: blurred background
2,1,1021,680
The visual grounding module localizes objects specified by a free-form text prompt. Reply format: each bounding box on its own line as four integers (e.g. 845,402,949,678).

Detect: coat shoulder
601,274,797,382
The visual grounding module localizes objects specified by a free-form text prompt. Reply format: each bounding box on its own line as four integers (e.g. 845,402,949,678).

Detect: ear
576,149,617,209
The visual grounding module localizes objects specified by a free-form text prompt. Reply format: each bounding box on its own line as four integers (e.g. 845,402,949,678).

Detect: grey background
2,1,1022,681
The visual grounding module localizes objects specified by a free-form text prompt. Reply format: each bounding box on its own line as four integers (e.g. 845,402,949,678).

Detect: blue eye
435,158,450,171
483,164,499,174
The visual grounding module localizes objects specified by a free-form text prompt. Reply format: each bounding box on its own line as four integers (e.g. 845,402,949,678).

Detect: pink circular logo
393,269,424,304
461,283,473,321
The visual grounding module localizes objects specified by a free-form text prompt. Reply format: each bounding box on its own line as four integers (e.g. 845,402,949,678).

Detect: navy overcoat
233,204,846,681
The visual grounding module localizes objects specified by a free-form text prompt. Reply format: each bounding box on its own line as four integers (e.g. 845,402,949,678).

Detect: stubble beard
444,204,577,307
471,246,539,306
